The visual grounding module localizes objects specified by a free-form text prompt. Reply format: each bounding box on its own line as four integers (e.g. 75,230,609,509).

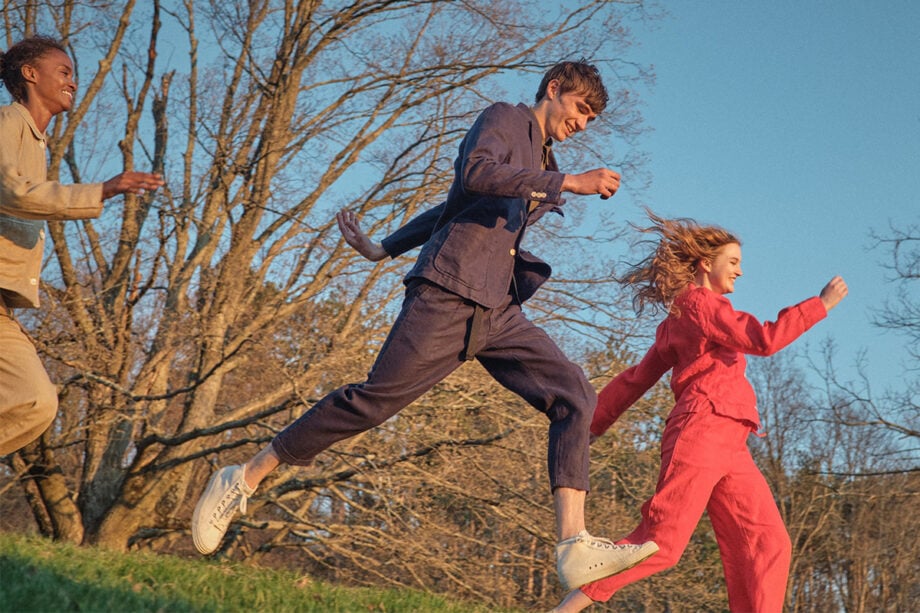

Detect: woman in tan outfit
0,36,164,454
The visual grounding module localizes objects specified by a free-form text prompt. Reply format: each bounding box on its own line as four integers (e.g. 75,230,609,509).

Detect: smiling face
699,242,743,295
22,48,76,117
536,79,597,143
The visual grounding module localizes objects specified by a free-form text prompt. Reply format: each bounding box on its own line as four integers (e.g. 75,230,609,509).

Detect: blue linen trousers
272,279,596,491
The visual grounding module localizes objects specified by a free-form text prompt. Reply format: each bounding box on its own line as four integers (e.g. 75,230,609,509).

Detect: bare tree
750,352,920,613
872,222,920,357
0,0,656,608
801,221,920,475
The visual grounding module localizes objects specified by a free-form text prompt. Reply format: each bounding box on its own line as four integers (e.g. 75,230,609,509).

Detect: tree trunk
15,437,84,543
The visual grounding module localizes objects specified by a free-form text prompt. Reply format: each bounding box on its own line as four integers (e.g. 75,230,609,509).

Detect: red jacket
591,285,828,434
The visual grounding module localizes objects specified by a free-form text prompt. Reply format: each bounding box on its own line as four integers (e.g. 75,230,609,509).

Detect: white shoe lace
582,532,619,549
238,488,249,515
211,481,248,526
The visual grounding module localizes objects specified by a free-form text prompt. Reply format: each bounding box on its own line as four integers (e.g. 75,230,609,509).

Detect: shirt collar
11,102,48,142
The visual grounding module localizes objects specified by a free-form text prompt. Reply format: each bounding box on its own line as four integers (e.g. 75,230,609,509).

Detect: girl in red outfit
552,212,848,612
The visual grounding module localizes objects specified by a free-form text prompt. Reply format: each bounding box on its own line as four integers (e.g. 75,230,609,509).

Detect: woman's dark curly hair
0,36,67,103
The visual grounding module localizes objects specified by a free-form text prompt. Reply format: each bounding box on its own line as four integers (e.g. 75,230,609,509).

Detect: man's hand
819,275,848,312
561,168,621,199
102,172,165,200
336,209,387,262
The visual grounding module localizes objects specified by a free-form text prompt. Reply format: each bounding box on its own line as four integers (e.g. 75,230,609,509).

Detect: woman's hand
819,276,848,312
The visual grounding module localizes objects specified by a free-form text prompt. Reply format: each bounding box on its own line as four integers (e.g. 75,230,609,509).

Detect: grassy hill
0,532,527,612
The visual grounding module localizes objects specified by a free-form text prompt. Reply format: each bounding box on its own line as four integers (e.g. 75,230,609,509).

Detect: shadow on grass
0,532,525,613
0,550,207,612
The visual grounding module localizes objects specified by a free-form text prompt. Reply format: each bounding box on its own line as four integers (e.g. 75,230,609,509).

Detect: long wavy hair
618,209,740,316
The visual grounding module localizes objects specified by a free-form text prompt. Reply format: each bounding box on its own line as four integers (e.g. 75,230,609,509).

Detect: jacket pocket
432,221,506,291
0,213,42,249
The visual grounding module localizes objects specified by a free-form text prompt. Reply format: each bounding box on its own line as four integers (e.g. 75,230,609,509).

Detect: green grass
0,532,525,612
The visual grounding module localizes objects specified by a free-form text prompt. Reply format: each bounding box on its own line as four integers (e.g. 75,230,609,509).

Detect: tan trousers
0,295,58,454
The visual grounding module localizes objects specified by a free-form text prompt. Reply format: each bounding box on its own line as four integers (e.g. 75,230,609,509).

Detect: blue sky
66,2,916,397
599,1,919,393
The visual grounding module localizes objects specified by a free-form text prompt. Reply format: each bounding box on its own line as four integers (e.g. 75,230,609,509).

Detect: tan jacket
0,102,103,308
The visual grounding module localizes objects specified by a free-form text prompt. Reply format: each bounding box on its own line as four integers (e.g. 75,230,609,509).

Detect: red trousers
582,403,791,612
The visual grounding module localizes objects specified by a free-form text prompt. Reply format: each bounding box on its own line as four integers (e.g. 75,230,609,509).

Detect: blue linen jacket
381,102,566,308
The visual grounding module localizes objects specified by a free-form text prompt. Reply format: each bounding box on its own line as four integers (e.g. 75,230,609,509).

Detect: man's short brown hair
535,60,608,114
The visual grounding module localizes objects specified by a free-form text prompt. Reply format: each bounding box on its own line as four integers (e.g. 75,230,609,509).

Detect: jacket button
509,248,516,256
30,278,38,285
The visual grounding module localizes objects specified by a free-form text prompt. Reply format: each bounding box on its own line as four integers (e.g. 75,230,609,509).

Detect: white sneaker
555,531,659,591
191,465,256,555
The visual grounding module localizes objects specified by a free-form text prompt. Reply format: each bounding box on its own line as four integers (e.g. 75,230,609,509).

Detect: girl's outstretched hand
819,276,848,312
